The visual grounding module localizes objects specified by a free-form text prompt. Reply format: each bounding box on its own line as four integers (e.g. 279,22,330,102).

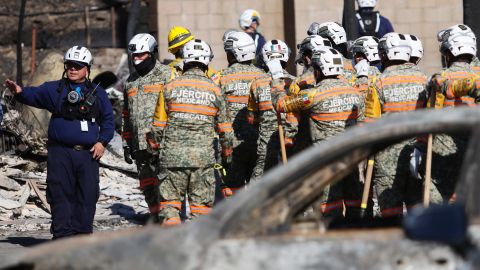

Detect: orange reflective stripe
311,111,358,121
160,201,182,210
143,84,163,93
444,97,476,107
285,113,298,124
190,204,212,215
169,103,218,116
222,147,233,156
153,119,167,127
127,87,138,97
216,122,233,132
227,95,249,104
383,100,424,112
163,217,181,226
221,72,263,83
122,131,133,139
314,87,357,101
446,71,473,79
344,200,362,207
169,80,220,95
379,75,426,86
284,137,294,145
258,101,274,111
252,78,271,88
139,177,158,188
381,206,403,217
321,200,344,213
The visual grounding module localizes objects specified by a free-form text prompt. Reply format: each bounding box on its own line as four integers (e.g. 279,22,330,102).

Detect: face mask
134,56,156,76
133,59,144,65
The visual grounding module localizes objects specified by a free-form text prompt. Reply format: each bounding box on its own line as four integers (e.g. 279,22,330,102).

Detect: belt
48,140,92,151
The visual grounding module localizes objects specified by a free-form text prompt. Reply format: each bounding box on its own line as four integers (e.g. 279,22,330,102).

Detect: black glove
123,146,133,164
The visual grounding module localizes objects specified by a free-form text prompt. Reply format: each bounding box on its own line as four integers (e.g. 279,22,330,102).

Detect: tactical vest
356,11,380,37
55,79,100,122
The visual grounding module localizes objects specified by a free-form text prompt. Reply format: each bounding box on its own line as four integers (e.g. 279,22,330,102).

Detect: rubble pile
0,132,147,233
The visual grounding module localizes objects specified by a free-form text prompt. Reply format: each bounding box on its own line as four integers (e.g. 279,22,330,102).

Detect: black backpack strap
55,79,66,114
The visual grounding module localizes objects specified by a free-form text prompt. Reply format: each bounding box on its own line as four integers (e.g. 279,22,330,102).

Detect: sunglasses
65,61,86,70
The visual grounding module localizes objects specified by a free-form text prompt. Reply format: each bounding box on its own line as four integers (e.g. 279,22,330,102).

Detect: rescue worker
239,9,266,57
5,46,115,238
123,33,176,221
247,39,296,179
289,35,332,155
410,25,478,205
355,0,394,38
364,33,428,218
316,22,357,83
406,34,424,65
350,36,381,98
167,26,216,78
219,31,265,195
152,39,233,225
270,48,364,218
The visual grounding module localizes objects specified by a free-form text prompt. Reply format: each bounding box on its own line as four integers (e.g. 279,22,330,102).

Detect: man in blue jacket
5,46,114,239
355,0,394,38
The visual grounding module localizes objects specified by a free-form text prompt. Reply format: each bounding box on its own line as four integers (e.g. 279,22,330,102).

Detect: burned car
2,107,480,270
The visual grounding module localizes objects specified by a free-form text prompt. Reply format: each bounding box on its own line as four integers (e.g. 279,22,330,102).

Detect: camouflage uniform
122,61,175,217
152,68,233,225
288,67,316,155
471,57,480,74
342,56,357,85
272,77,364,218
247,70,295,180
421,62,478,205
218,63,265,190
364,63,428,217
355,66,381,98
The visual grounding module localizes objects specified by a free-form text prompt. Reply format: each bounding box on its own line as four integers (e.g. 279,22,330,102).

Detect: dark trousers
46,144,99,238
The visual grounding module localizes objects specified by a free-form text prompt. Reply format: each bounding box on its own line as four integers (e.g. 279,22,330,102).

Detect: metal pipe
31,26,36,76
85,7,91,47
111,7,116,48
16,0,27,86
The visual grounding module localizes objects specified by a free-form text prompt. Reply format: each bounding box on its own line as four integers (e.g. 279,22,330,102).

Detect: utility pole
17,0,27,86
282,0,297,76
343,0,357,41
464,0,480,57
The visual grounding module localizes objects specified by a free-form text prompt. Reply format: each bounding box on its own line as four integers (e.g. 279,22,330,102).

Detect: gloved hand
354,59,369,77
221,186,234,198
266,59,285,80
409,147,423,180
123,146,133,164
145,132,160,155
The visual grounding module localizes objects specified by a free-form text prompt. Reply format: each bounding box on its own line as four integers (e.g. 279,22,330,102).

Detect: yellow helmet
168,26,195,54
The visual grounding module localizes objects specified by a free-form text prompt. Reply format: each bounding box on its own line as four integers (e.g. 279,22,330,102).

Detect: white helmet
317,22,347,45
222,29,238,42
295,35,332,64
239,9,261,30
440,33,477,57
311,48,344,76
378,33,412,61
351,36,380,62
437,24,476,42
224,31,256,62
438,24,477,57
307,22,320,35
357,0,377,8
261,39,290,63
182,39,213,66
64,46,93,66
128,33,158,55
406,34,424,60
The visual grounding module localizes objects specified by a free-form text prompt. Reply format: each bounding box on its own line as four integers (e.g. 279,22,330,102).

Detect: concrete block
424,7,452,23
263,0,282,13
396,8,422,24
159,0,182,15
182,0,210,15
